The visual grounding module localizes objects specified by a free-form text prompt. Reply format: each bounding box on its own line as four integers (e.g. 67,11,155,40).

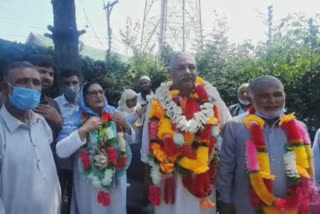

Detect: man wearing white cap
137,75,153,106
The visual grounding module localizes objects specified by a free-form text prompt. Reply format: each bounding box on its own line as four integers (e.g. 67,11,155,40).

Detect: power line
82,8,107,49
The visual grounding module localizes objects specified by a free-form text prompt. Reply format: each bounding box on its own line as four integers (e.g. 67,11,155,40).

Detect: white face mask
239,98,250,106
255,108,286,119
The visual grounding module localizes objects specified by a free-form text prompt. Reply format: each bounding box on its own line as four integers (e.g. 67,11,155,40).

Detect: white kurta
56,128,134,214
140,94,231,214
0,106,61,214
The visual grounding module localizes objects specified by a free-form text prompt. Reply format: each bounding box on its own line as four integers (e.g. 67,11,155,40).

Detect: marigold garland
245,110,319,214
148,77,221,208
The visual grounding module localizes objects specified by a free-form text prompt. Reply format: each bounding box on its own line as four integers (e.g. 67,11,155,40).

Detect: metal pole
140,0,148,53
182,0,185,51
159,0,167,51
198,0,203,50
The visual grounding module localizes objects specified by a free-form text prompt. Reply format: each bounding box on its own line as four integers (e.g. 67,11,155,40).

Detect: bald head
169,52,195,70
168,52,197,95
248,75,285,118
248,75,283,97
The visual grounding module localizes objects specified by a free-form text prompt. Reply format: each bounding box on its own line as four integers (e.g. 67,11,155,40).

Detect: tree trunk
47,0,85,70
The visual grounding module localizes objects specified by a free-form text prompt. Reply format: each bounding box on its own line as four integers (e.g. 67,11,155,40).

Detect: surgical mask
9,86,41,111
64,86,80,101
255,108,286,120
239,98,250,106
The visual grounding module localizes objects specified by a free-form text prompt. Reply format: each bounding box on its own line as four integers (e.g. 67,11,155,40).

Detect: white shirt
0,106,61,214
54,95,79,121
137,92,153,106
54,95,79,170
140,93,231,214
56,127,134,214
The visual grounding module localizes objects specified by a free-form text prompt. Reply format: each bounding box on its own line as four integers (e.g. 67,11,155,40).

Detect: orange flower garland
148,77,220,208
245,109,319,214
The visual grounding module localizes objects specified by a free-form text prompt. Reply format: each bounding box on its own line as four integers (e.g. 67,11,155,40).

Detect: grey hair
248,75,283,96
168,52,195,69
4,61,35,83
238,83,249,94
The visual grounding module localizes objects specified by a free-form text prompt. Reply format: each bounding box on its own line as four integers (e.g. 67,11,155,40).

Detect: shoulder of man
32,111,54,139
223,113,247,128
228,104,237,111
220,113,247,137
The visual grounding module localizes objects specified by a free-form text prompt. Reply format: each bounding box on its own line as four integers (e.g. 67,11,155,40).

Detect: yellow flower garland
149,77,219,175
244,114,265,129
245,112,315,214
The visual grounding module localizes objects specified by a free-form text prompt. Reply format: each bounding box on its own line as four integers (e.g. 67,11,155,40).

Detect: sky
1,0,320,55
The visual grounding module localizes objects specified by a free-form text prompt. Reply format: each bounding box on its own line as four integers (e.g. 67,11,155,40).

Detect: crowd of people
0,52,319,214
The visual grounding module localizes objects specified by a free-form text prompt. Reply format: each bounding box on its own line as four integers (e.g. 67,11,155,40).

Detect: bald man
141,52,231,214
218,75,317,214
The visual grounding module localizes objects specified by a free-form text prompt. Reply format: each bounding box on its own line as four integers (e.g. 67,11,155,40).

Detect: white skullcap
139,75,151,82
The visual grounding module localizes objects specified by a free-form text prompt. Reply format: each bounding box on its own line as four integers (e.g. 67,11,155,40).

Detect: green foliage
0,39,54,75
2,11,320,136
80,53,167,106
196,12,320,136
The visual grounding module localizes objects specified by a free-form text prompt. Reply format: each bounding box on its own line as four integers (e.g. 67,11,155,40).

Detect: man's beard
141,89,151,97
239,98,250,106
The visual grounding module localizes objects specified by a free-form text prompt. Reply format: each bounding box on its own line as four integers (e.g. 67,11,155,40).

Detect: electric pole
104,0,119,59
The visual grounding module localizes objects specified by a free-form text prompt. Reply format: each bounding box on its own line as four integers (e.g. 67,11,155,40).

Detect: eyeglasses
87,90,104,97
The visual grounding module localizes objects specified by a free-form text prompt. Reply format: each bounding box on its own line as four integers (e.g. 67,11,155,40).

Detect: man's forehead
34,65,54,72
11,67,40,80
173,55,195,65
64,75,79,81
254,83,284,94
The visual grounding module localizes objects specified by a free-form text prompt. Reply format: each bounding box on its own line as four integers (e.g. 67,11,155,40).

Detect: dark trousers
59,169,73,214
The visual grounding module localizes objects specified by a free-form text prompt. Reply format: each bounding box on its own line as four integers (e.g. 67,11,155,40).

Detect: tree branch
78,29,86,36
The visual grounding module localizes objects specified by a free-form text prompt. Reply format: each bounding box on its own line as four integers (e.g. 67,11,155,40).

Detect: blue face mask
255,108,287,120
64,86,80,101
9,86,41,111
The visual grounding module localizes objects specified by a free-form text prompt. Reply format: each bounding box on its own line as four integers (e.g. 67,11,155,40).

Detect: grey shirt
217,113,301,213
0,105,61,214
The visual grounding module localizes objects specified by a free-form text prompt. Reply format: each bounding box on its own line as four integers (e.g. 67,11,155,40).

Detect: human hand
34,104,62,126
78,117,102,141
112,113,130,133
137,105,147,117
83,117,102,133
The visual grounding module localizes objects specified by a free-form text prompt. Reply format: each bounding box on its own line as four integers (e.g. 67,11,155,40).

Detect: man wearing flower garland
218,75,318,214
141,52,231,214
